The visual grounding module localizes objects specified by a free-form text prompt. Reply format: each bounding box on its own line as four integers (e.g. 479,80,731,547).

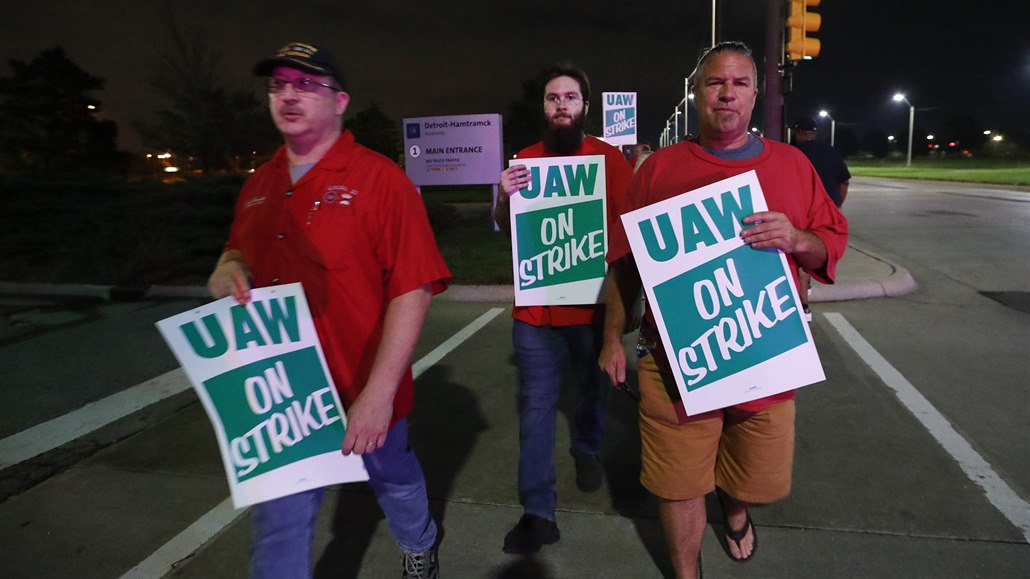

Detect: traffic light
786,0,821,61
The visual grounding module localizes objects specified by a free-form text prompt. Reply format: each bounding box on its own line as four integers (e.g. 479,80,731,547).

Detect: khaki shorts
637,354,795,503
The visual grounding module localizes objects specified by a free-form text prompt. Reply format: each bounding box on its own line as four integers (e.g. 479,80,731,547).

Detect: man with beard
493,63,633,555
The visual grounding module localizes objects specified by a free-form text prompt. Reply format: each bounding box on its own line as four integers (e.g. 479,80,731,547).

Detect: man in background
792,116,851,320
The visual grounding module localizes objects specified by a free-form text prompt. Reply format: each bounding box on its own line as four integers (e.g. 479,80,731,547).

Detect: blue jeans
249,419,436,579
512,320,610,521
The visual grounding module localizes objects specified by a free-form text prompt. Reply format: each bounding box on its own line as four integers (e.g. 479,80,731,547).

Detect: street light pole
818,110,836,147
684,76,693,138
673,106,681,144
893,93,915,167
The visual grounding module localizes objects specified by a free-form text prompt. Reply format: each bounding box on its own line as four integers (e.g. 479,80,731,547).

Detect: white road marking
824,312,1030,544
411,307,505,377
119,497,238,579
118,307,506,578
0,369,191,469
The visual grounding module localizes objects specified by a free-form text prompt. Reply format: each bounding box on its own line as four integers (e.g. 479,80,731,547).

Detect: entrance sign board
404,114,504,186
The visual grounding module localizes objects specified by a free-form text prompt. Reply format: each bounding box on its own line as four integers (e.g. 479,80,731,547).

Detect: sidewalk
0,241,919,305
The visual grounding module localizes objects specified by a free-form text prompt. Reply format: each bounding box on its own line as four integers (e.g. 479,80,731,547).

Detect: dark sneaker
572,451,604,492
402,546,439,579
502,514,560,554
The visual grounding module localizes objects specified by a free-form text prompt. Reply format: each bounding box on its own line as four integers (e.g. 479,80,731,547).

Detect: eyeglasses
544,94,583,107
268,77,341,96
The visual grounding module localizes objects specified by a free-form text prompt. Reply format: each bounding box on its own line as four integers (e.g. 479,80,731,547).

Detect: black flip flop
724,507,758,563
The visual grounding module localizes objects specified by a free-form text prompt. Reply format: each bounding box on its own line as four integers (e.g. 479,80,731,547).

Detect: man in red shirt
493,63,634,555
208,42,450,579
601,42,847,577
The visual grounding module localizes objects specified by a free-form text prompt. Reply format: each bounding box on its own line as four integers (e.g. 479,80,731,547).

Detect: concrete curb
0,243,917,304
811,244,918,302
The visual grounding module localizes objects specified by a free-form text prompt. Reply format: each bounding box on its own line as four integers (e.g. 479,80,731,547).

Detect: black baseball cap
252,42,346,90
791,116,818,131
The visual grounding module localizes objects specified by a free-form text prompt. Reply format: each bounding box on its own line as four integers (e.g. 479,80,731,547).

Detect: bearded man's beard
543,111,586,155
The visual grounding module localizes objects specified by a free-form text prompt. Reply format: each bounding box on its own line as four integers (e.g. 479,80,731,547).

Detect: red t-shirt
608,137,848,412
510,136,634,327
225,131,451,422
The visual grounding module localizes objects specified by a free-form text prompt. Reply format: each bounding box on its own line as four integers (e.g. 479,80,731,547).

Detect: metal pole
763,0,785,141
684,78,691,138
711,0,717,46
830,119,836,147
906,104,914,167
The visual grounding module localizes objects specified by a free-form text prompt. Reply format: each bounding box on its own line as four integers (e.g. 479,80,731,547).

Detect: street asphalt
10,243,1028,579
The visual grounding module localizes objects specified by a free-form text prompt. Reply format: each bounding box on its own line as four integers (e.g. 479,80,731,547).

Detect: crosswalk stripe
0,369,191,469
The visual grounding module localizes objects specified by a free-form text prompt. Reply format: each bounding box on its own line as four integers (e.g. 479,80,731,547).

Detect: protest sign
621,171,825,414
156,283,367,508
602,92,637,146
508,154,608,306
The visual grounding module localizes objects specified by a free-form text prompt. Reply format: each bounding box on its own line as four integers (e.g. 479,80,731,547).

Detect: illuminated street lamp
893,93,915,167
818,110,836,147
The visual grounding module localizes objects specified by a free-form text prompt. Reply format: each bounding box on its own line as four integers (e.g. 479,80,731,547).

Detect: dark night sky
3,0,1028,153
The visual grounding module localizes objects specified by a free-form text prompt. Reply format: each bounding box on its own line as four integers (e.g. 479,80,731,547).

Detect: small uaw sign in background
156,283,367,508
509,155,608,306
602,92,637,146
621,171,824,414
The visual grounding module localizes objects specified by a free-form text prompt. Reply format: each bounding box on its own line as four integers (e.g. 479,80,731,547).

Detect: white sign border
156,283,368,508
508,154,608,306
621,171,824,414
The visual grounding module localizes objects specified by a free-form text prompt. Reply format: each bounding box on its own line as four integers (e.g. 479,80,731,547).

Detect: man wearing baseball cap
791,116,851,320
209,41,450,579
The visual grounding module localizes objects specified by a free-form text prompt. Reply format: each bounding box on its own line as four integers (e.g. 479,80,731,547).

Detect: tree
0,47,121,171
504,78,546,155
344,102,401,161
137,86,276,174
860,130,889,159
936,113,982,153
835,127,859,158
135,7,278,173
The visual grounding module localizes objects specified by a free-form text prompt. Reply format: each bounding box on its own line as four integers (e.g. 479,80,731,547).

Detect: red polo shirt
226,131,451,422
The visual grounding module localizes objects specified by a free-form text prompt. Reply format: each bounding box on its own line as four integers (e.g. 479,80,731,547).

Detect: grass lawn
848,157,1030,186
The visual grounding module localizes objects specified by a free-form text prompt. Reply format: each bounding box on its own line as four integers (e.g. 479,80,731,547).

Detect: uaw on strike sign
156,283,367,508
509,155,607,306
621,171,825,415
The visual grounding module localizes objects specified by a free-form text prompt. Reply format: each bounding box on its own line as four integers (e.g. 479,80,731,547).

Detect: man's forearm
791,230,829,273
604,257,641,343
493,196,511,236
362,284,433,403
